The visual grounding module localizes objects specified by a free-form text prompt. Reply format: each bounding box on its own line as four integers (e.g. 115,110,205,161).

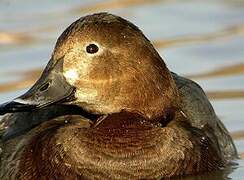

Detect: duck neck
120,64,181,119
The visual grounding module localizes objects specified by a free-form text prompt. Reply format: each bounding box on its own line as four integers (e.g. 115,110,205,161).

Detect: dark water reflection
0,0,243,179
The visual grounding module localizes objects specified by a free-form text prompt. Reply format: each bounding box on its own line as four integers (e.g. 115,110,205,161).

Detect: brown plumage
1,111,224,179
0,13,237,179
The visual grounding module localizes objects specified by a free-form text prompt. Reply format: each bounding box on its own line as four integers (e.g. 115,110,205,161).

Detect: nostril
39,81,51,92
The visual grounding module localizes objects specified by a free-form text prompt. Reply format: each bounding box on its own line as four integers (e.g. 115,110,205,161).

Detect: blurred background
0,0,243,179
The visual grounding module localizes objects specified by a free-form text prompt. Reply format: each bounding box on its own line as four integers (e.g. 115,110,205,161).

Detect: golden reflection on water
0,0,243,178
231,130,244,140
240,152,244,159
0,0,164,38
71,0,162,13
187,63,244,79
0,32,34,45
153,25,244,49
0,69,41,93
207,90,244,100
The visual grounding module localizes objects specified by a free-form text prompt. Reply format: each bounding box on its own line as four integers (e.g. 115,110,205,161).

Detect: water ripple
153,25,244,49
187,63,244,79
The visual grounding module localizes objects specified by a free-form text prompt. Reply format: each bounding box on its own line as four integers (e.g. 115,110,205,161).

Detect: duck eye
86,44,99,54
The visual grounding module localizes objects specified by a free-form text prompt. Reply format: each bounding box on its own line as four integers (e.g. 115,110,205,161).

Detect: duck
0,12,237,179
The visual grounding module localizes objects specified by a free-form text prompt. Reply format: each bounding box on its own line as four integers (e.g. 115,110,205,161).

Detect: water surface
0,0,243,179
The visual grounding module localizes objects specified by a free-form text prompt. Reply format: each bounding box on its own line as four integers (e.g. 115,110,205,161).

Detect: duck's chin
37,102,102,121
64,104,103,121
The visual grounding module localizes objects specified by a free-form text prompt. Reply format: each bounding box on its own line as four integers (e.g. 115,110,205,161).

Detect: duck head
0,13,180,119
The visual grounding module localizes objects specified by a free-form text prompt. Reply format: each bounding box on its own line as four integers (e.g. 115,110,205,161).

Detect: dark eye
86,44,99,54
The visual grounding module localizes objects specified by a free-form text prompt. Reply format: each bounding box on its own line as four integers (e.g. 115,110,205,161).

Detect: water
0,0,243,179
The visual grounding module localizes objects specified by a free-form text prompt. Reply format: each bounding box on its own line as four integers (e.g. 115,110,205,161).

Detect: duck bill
0,57,76,115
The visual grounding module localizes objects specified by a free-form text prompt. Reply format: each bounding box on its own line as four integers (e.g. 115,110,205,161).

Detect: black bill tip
0,101,36,115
